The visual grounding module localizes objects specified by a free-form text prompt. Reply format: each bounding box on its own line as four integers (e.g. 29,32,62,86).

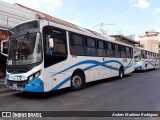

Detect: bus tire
119,68,124,79
71,72,85,91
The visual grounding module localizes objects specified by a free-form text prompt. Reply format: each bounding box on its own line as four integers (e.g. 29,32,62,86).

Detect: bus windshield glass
134,47,141,54
8,32,42,65
11,20,39,34
134,55,141,62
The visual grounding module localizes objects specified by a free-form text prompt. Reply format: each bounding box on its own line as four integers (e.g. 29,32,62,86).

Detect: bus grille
7,80,28,88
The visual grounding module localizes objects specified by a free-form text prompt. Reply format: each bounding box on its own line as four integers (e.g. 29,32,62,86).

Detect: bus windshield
134,47,141,54
134,55,141,62
8,32,42,65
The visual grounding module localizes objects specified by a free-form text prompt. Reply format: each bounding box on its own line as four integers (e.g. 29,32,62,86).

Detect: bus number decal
123,59,127,63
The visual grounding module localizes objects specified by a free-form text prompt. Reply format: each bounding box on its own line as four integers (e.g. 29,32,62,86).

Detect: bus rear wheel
71,72,85,91
119,68,124,79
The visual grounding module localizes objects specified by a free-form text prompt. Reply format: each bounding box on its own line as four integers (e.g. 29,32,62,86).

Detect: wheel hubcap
72,76,82,88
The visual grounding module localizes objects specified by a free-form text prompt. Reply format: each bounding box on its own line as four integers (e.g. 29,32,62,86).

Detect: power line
89,23,116,30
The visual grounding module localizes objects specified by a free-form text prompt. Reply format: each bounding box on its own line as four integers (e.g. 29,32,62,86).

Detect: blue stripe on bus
52,76,71,91
144,61,156,66
125,59,133,70
51,59,133,77
83,62,119,71
136,66,143,70
51,59,133,91
25,78,44,92
51,60,101,77
135,60,157,70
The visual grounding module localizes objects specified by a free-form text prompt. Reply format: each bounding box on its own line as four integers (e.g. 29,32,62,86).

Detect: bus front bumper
135,66,143,70
6,78,44,92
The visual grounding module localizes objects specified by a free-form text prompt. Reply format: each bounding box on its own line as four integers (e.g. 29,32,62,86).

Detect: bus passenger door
43,26,68,91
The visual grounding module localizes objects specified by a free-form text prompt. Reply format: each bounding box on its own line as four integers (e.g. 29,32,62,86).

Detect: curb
0,78,5,84
0,81,5,85
0,88,13,94
0,79,12,94
0,85,14,94
0,81,4,85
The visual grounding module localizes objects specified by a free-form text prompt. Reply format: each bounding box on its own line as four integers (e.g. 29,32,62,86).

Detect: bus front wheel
71,72,85,91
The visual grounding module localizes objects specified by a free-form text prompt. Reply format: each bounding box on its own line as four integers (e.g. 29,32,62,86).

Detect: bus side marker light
53,78,57,81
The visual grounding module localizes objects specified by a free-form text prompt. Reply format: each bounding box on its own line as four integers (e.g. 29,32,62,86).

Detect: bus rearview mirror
1,40,9,57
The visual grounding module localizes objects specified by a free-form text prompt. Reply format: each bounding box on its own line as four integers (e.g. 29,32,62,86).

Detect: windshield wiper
9,30,15,35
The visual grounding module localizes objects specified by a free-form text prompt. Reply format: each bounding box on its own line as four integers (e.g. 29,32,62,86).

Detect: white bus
3,17,134,92
134,47,159,71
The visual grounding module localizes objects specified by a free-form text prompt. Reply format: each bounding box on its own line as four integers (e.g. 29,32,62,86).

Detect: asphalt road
0,69,160,120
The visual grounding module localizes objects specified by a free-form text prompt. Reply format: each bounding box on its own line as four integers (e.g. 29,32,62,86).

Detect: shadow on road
13,74,133,100
14,88,71,99
86,74,132,88
133,69,157,73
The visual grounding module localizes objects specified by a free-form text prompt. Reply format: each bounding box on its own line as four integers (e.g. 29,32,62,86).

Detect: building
0,0,36,78
16,3,115,41
111,35,139,47
138,31,160,53
0,0,113,78
0,0,135,78
0,29,8,78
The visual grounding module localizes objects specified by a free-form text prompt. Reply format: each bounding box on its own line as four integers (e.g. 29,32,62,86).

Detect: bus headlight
29,76,34,82
35,71,41,78
28,70,41,82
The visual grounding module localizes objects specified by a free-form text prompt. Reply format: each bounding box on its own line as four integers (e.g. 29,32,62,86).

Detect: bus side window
130,48,133,58
142,50,146,60
97,40,106,57
106,42,114,57
120,45,126,58
126,47,131,58
114,44,120,58
85,37,97,56
69,33,85,56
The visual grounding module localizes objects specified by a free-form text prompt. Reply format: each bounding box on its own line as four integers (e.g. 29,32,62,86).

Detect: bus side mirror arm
1,40,8,57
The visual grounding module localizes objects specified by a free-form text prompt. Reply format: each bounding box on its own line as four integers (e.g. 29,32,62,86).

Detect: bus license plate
13,84,17,88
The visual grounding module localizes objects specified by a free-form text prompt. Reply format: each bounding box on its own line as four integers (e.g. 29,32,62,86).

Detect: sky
2,0,160,36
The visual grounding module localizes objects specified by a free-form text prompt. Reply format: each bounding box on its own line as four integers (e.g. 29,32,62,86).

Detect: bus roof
46,19,133,48
135,47,158,54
